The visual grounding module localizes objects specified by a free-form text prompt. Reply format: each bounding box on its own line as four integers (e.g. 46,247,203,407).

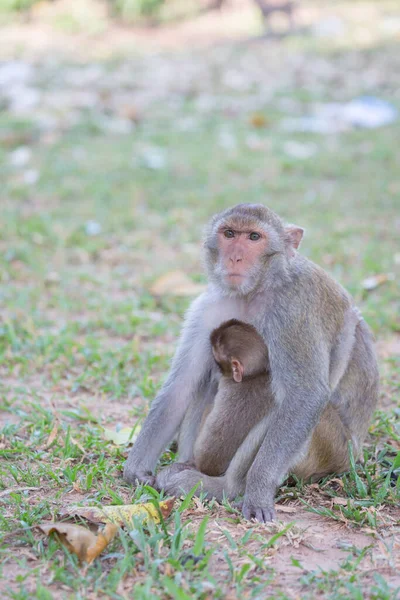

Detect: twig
0,486,41,498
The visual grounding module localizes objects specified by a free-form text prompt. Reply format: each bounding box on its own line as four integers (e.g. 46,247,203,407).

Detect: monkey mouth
226,273,247,285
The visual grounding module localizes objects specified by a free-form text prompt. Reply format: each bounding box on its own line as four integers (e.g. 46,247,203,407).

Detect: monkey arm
124,294,213,484
242,339,331,521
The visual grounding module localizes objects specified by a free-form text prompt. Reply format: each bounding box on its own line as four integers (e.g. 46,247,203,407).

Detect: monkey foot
242,502,276,523
155,462,197,492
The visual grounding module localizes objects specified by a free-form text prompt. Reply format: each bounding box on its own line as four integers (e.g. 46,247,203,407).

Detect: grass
0,2,400,597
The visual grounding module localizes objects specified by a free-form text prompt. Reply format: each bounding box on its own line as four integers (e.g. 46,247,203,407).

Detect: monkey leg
292,320,379,481
332,319,379,458
291,404,351,481
193,403,235,476
193,399,265,477
155,463,227,501
176,376,218,463
157,414,271,501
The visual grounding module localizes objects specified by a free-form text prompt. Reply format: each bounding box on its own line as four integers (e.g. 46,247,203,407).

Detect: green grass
1,5,400,597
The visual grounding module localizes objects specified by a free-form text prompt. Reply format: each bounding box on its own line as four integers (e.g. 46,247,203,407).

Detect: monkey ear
284,224,304,256
231,359,243,383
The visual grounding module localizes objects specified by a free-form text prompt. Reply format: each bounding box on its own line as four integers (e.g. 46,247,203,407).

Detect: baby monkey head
210,319,268,383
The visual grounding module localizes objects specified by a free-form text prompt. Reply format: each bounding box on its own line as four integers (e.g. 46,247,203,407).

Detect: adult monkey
124,204,379,522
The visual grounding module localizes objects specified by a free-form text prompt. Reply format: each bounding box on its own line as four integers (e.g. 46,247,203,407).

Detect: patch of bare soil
1,0,394,61
0,0,260,61
181,501,400,595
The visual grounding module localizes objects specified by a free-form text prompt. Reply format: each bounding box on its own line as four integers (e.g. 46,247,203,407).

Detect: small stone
98,117,134,135
218,130,237,150
85,221,102,236
45,272,60,284
140,147,167,170
283,141,317,159
23,169,39,185
9,146,32,167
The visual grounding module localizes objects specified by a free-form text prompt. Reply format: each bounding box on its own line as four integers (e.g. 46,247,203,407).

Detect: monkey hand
241,498,276,523
123,463,156,487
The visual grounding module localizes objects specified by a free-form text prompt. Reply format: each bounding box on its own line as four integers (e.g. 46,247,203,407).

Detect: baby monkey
193,319,271,477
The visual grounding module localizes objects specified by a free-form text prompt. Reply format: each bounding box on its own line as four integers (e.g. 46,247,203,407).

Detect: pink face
217,224,268,287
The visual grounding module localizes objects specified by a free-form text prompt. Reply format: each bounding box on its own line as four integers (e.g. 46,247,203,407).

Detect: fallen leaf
362,273,393,291
72,481,85,494
276,505,297,513
328,478,345,489
38,522,118,564
118,104,141,123
0,486,41,498
70,436,86,454
249,113,269,128
332,497,350,506
86,524,119,563
150,271,206,297
362,527,379,535
44,419,59,449
102,425,141,446
67,498,175,526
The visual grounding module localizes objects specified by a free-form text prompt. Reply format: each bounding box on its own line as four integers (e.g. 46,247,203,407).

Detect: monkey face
217,225,268,290
204,204,304,295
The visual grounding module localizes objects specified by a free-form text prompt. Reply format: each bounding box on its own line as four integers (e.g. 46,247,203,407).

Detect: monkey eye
224,230,235,239
249,232,261,241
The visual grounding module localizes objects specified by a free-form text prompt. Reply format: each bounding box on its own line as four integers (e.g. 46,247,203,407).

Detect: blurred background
1,0,399,400
0,0,399,402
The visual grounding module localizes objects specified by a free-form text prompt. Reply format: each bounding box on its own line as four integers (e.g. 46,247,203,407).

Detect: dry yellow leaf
150,271,206,297
276,505,297,513
332,497,351,506
70,436,86,453
38,522,118,564
362,273,393,291
67,498,175,526
44,419,59,449
102,425,141,446
249,112,269,128
86,524,119,563
329,478,345,489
